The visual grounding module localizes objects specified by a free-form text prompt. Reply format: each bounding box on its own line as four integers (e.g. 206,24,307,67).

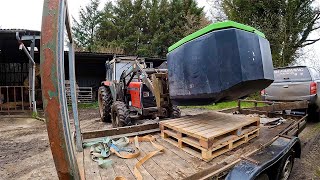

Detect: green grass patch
77,101,99,109
74,100,263,111
180,101,263,110
315,167,320,178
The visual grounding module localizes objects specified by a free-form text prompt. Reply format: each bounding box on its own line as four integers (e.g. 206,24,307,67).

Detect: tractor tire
170,105,181,118
111,101,131,127
98,86,113,122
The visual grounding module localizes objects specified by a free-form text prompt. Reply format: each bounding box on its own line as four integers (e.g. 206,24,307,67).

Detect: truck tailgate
265,81,312,101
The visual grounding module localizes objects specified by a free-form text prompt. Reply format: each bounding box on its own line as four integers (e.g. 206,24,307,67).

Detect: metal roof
0,29,40,35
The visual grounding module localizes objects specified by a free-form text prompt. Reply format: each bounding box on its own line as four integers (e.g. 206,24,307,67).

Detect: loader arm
120,60,156,95
120,60,171,114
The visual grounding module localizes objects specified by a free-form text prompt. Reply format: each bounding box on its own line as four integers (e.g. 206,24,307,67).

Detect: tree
209,0,320,67
97,0,209,57
73,0,102,52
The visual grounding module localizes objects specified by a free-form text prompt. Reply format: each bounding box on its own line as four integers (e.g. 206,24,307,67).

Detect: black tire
98,86,113,122
255,173,269,180
170,105,181,118
275,149,295,180
307,105,320,122
111,101,131,127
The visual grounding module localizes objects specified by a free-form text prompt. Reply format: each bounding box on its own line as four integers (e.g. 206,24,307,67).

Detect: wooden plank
181,115,229,132
100,160,117,180
186,126,218,134
156,135,214,169
76,151,86,180
83,148,102,180
160,115,201,124
149,140,197,177
200,126,258,139
140,142,186,179
182,137,204,150
160,113,219,126
84,129,160,144
120,151,155,180
164,119,200,127
82,123,159,139
110,155,136,180
137,142,174,180
199,121,259,139
240,101,308,113
161,123,207,141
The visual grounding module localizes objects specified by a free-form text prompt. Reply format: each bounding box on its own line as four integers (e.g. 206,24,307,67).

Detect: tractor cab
105,57,146,82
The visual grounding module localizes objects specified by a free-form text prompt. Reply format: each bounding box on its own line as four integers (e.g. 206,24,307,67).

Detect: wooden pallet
160,112,260,161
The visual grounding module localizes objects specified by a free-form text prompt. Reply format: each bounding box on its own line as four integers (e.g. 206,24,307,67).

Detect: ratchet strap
86,135,164,180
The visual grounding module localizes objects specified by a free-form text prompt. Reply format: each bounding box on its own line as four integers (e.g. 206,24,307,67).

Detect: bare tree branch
301,37,320,47
312,25,320,31
295,12,320,48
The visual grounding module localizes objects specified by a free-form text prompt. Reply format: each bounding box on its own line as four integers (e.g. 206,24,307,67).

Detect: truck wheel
111,101,131,127
307,105,320,122
98,86,112,122
170,105,181,118
275,149,294,180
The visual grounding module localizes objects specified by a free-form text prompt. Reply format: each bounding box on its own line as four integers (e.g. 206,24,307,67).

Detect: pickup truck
261,66,320,121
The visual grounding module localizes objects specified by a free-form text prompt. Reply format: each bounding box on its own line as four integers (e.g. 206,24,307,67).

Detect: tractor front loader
98,56,180,127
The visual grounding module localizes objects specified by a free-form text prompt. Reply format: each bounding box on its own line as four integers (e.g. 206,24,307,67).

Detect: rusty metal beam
40,0,80,179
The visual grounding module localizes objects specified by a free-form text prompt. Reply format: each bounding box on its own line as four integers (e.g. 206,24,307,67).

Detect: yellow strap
114,135,165,180
114,177,127,180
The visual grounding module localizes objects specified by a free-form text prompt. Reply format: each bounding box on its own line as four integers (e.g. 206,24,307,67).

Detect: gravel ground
0,117,57,180
0,108,320,179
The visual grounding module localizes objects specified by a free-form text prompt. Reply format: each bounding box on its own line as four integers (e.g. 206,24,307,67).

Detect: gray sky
0,0,319,66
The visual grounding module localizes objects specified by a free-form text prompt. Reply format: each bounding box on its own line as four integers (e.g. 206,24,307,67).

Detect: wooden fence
0,86,31,114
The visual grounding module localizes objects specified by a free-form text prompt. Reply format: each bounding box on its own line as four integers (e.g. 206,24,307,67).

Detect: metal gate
0,86,31,114
66,87,93,104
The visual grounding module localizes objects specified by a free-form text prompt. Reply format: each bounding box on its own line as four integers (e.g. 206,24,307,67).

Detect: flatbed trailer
39,1,309,179
77,100,308,180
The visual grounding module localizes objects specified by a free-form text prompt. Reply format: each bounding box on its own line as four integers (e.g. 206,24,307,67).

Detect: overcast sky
0,0,318,66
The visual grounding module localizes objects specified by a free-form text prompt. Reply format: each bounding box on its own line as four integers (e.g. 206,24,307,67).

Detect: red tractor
98,56,181,127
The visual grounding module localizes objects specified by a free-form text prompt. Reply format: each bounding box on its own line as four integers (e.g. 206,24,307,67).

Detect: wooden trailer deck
77,119,292,180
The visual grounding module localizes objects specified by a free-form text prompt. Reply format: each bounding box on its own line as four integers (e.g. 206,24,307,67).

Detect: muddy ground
0,108,320,179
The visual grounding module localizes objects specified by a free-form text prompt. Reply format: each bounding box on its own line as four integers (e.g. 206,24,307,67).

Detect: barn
0,29,165,115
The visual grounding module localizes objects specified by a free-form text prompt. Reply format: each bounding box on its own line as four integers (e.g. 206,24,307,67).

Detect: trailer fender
226,136,301,180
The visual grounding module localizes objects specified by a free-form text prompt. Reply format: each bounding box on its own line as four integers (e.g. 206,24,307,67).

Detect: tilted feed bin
167,21,274,105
